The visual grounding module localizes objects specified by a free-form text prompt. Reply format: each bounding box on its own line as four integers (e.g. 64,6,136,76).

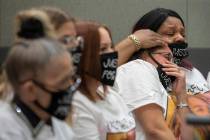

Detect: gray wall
188,48,210,78
0,0,210,75
1,0,210,48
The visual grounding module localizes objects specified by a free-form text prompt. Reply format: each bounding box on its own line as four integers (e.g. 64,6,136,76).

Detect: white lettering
101,70,116,80
102,59,117,68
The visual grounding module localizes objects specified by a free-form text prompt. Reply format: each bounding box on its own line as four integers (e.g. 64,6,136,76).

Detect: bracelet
128,34,141,51
177,102,188,109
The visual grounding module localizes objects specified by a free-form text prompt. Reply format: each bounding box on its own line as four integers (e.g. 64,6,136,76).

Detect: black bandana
156,65,176,89
149,52,176,90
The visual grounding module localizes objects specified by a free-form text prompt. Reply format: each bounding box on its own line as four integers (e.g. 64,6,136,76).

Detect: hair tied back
17,17,45,39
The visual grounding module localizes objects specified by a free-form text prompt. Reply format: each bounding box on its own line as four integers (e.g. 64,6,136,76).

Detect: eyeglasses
59,35,81,46
151,52,174,62
32,75,81,94
59,36,77,45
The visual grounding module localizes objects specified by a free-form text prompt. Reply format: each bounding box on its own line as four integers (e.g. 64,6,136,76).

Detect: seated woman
128,8,210,139
71,21,136,140
110,42,191,139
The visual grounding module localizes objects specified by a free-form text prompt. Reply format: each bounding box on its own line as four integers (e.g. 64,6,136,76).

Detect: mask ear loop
148,51,162,67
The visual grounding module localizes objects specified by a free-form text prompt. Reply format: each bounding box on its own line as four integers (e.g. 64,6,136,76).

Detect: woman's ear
18,81,37,102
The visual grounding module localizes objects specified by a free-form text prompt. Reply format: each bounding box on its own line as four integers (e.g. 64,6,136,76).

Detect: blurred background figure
0,8,79,140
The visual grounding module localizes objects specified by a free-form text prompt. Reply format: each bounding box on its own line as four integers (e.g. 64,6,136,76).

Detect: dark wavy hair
132,8,184,33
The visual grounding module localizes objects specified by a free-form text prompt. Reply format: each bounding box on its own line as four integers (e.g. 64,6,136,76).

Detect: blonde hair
0,70,12,100
38,6,75,30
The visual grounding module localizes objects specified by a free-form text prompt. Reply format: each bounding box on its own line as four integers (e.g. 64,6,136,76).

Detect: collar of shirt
12,97,53,137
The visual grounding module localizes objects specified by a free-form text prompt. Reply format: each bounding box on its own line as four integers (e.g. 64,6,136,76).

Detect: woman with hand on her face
131,8,209,95
110,43,191,140
116,8,209,139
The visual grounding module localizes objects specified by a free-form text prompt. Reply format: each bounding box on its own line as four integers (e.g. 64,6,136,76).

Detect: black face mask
33,77,81,120
156,65,176,90
100,51,118,86
68,36,84,74
169,42,189,65
149,52,176,90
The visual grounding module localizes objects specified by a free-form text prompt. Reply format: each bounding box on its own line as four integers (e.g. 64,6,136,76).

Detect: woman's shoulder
72,91,102,115
182,67,206,80
117,59,157,76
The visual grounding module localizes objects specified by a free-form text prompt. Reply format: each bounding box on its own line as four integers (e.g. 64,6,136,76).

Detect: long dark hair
130,8,192,69
132,8,184,33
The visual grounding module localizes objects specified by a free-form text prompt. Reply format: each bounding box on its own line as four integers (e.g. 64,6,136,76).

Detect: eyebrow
165,25,185,30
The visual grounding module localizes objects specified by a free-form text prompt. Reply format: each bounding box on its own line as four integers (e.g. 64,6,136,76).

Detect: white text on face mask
102,58,117,68
101,70,116,80
173,48,188,57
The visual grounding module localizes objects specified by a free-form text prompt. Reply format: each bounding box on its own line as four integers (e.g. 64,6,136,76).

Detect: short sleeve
184,67,209,93
72,93,102,140
112,60,167,112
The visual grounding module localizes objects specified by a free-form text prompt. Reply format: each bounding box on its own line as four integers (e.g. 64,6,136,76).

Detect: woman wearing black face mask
110,8,197,140
112,41,192,139
71,21,136,140
130,8,210,139
131,8,209,95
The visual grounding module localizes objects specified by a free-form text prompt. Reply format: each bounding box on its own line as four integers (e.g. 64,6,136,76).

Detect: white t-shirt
183,67,209,94
72,89,136,140
0,101,74,140
110,59,168,140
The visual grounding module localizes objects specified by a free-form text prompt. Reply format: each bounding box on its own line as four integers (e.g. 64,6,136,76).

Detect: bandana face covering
149,52,176,90
156,65,176,90
100,51,118,86
33,77,81,120
169,42,189,65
